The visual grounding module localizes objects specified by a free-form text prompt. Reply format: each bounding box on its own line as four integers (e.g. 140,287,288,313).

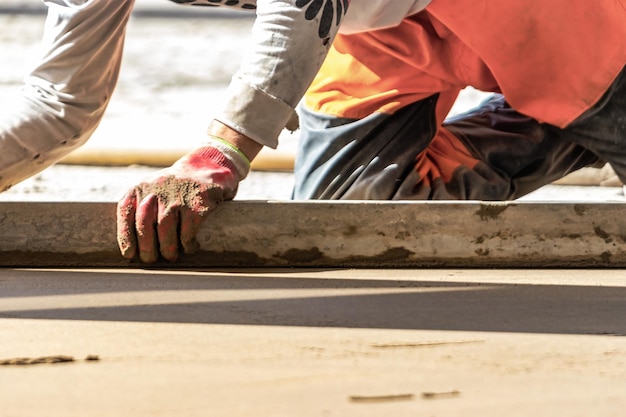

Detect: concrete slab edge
1,201,625,268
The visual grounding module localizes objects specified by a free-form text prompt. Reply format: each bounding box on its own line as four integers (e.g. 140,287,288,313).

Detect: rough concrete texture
1,268,625,417
3,200,626,268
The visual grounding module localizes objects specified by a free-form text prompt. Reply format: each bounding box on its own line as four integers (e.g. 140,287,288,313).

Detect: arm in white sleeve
0,0,134,192
210,0,431,149
215,0,349,149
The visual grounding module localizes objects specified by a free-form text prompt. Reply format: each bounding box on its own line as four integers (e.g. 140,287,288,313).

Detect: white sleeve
0,0,134,192
215,0,349,149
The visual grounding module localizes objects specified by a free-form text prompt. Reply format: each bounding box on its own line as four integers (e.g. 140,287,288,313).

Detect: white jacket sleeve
215,0,349,149
213,0,430,149
0,0,133,192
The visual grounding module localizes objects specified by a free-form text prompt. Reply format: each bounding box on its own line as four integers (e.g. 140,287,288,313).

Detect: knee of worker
0,92,104,189
23,80,108,143
293,103,412,200
293,99,440,200
0,119,98,193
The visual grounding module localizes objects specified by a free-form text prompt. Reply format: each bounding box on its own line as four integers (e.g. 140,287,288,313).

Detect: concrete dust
145,176,223,213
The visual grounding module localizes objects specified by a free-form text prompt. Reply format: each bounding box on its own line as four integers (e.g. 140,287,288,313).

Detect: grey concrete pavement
1,268,625,417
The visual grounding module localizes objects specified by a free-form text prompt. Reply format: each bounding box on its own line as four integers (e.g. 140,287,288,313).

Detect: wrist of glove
116,137,250,263
177,136,250,197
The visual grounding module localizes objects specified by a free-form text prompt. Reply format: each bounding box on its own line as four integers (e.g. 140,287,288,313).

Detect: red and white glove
116,137,250,263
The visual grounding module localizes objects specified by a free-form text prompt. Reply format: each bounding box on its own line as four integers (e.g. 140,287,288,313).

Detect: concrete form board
0,201,625,267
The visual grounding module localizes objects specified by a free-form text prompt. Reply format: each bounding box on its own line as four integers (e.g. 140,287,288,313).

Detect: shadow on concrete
1,269,625,336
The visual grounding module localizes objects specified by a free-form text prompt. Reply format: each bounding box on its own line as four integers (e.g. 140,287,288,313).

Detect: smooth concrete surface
3,201,626,268
0,268,625,416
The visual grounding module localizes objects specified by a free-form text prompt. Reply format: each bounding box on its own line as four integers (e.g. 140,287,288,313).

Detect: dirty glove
116,137,250,263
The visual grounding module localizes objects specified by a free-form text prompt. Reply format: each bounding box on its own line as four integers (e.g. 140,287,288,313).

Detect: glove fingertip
116,191,139,259
181,236,201,255
139,250,159,264
118,236,137,260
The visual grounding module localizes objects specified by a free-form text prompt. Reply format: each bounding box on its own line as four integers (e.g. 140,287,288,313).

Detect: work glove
116,137,250,263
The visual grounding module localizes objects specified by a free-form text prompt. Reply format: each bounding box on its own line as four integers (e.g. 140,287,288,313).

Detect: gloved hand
116,137,250,263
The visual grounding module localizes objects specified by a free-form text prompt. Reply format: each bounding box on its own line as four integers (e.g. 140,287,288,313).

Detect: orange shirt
305,0,626,128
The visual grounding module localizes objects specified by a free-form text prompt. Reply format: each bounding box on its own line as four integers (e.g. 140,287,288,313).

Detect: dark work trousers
292,66,626,201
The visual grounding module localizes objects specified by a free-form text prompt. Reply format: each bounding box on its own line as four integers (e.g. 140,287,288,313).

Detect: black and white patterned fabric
296,0,349,38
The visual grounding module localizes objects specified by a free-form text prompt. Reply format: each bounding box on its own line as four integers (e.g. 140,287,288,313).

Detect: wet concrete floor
1,268,625,416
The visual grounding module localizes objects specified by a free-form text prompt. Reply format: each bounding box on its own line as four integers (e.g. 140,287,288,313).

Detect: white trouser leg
0,0,135,191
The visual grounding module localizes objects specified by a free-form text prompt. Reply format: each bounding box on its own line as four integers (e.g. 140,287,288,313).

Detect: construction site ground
1,3,625,416
1,268,625,417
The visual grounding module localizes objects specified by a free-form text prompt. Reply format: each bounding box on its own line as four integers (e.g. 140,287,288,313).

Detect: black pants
292,66,626,201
